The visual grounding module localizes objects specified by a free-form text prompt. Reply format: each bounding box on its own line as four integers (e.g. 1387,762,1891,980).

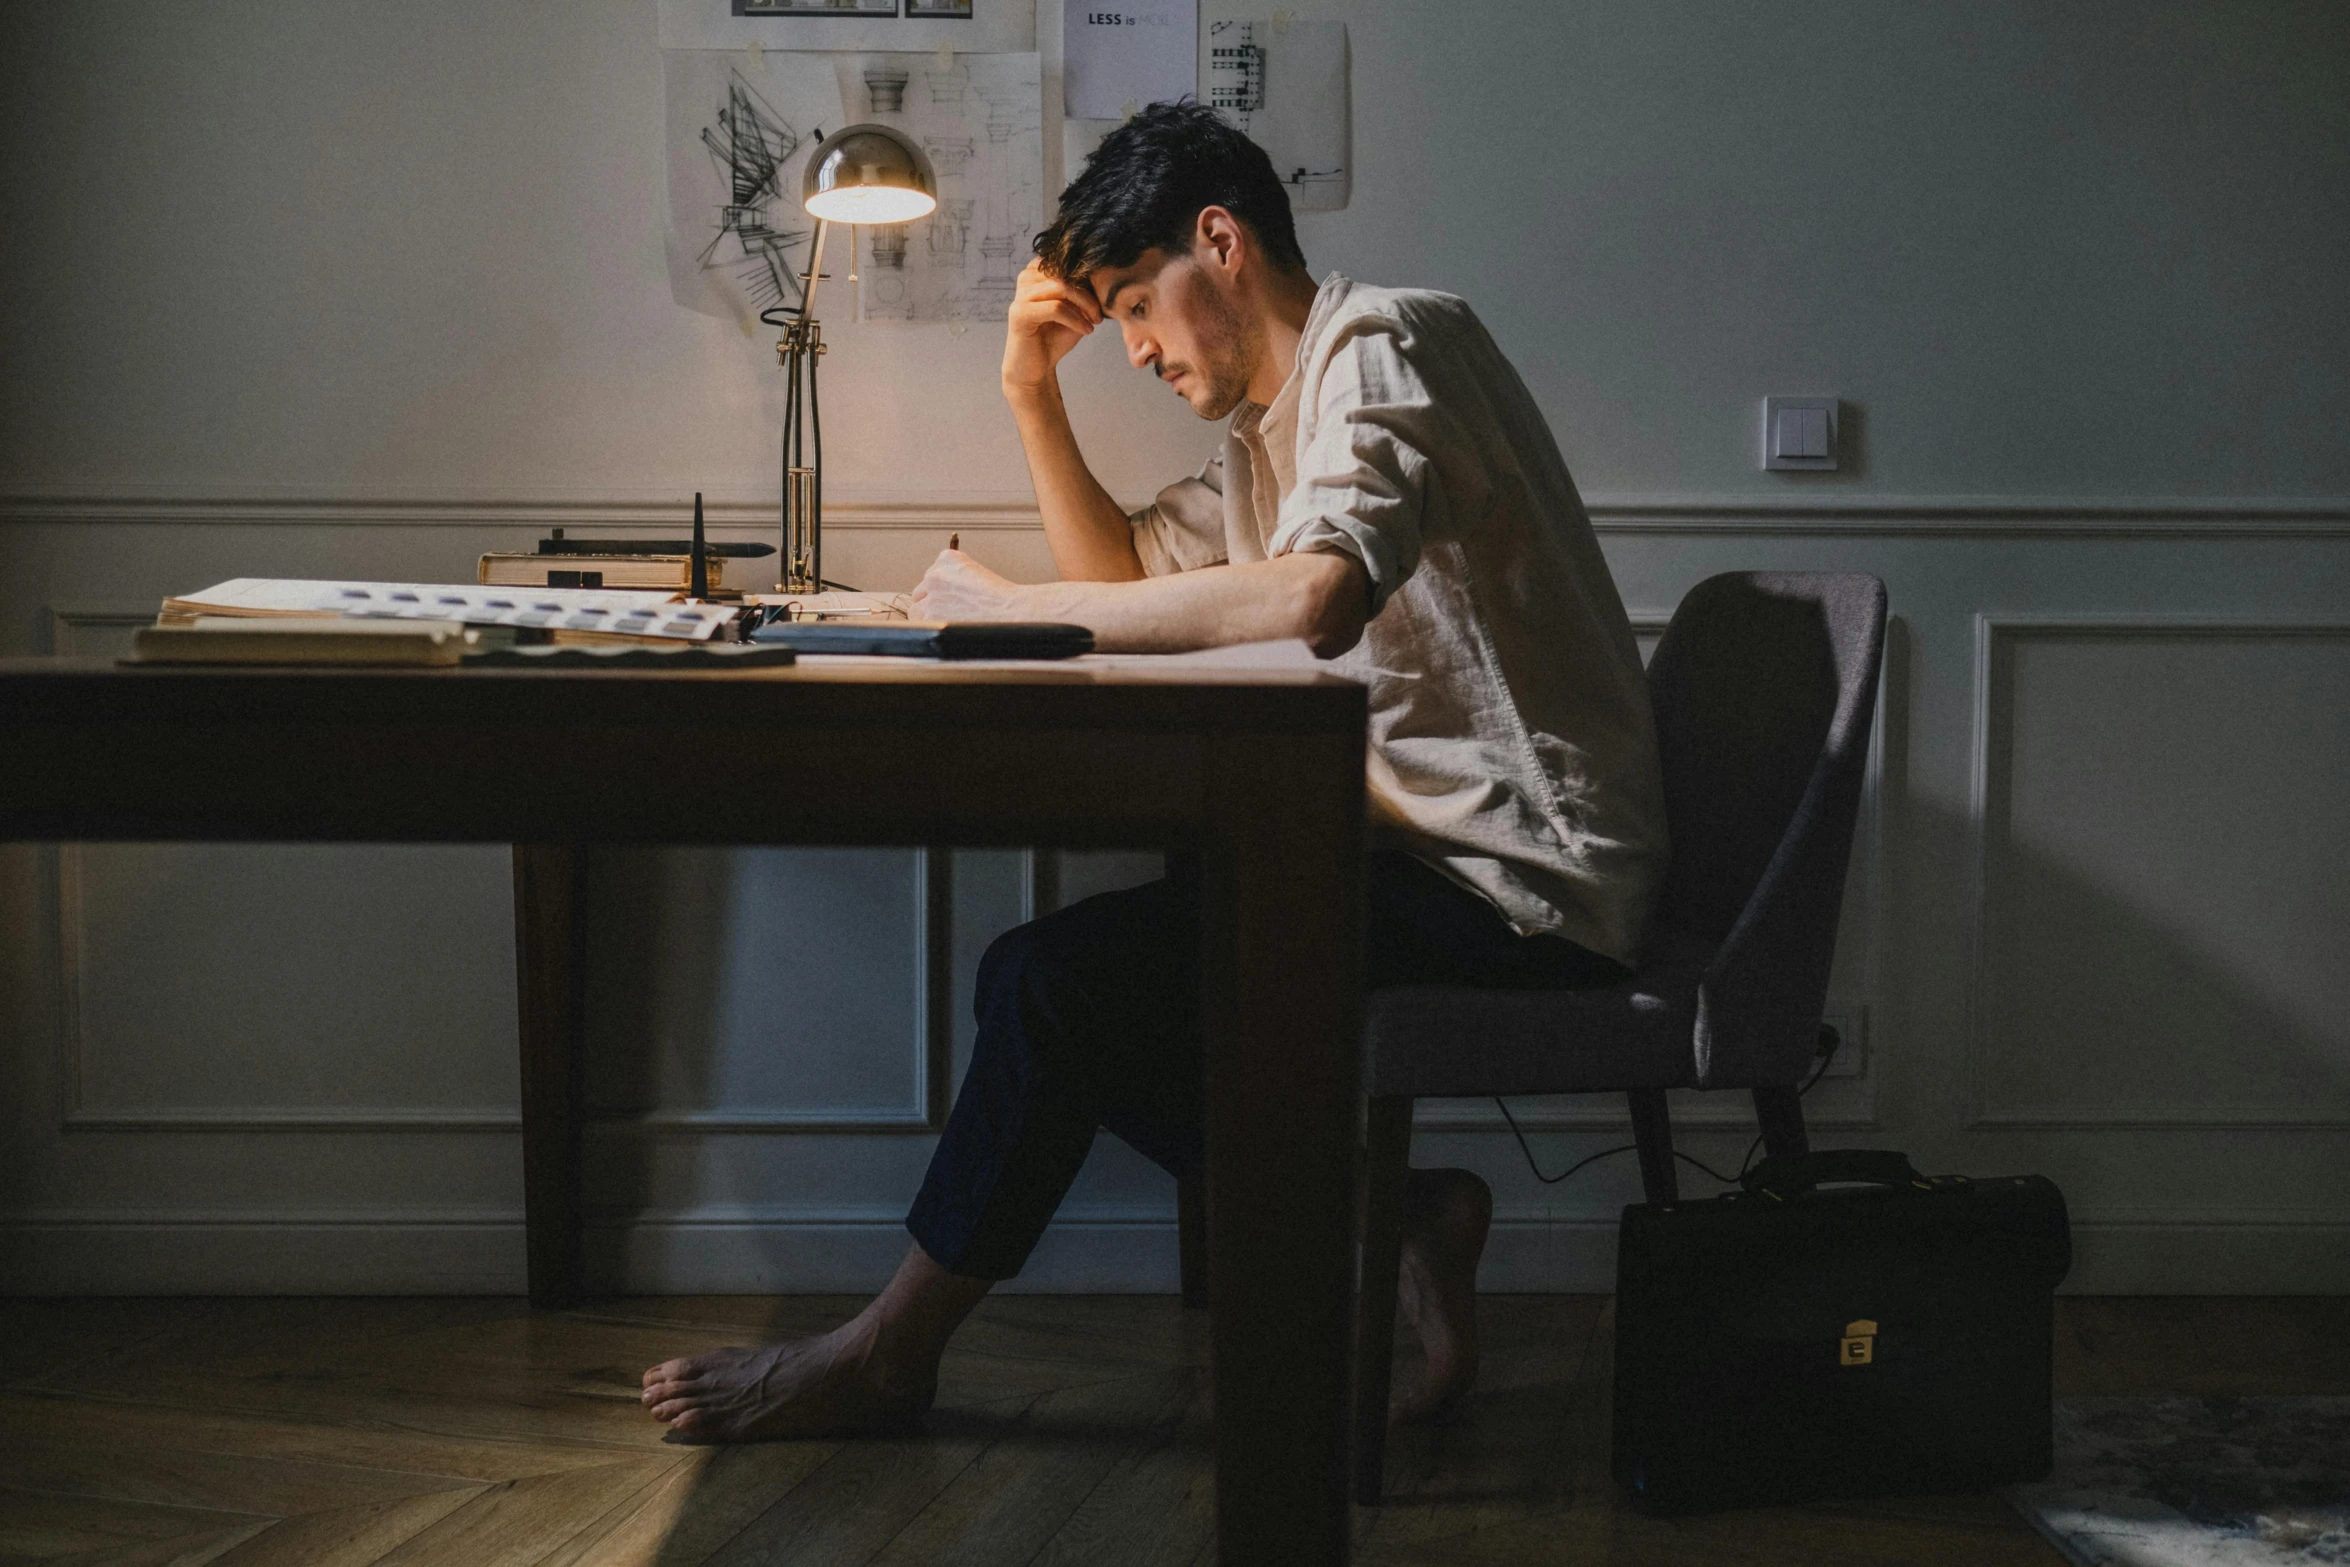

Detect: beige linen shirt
1129,274,1669,966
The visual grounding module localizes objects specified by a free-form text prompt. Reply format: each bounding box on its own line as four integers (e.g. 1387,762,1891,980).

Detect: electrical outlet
1816,1004,1868,1078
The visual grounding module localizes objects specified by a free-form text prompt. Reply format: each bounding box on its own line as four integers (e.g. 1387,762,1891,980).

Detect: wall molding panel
584,846,955,1135
1964,614,2350,1131
7,489,2350,538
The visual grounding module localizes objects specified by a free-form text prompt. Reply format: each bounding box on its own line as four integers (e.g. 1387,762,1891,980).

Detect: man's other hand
912,548,1027,621
1001,261,1102,399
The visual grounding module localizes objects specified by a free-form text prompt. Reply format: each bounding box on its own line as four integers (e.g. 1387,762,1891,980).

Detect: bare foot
1392,1166,1491,1423
639,1319,936,1442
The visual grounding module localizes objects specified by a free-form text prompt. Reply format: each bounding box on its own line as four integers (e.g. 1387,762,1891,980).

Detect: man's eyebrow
1099,277,1136,312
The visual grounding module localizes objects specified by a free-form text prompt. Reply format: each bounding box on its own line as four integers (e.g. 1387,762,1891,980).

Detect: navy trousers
904,850,1629,1281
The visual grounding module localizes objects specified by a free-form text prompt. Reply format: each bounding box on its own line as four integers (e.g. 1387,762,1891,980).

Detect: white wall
3,0,2347,1295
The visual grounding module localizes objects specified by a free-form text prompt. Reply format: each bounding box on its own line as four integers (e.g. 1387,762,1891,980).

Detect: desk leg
514,844,587,1309
1200,735,1365,1564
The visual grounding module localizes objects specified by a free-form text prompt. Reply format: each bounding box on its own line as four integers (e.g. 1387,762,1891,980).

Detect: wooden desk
0,657,1369,1564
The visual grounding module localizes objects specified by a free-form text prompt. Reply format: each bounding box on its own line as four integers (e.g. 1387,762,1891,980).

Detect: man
642,101,1667,1440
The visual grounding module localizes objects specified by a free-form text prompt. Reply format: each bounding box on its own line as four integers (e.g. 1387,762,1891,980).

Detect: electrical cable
1494,1026,1841,1191
1733,1034,1840,1181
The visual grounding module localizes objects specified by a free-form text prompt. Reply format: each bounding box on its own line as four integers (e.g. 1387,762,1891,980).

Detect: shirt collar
1229,273,1350,441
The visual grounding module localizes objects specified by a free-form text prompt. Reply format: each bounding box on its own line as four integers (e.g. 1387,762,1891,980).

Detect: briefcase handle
1740,1149,1923,1195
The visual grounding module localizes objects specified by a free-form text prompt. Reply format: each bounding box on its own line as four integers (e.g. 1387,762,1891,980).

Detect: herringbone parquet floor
2,1294,2343,1565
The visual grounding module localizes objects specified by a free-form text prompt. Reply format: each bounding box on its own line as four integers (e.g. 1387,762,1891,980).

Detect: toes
641,1377,702,1406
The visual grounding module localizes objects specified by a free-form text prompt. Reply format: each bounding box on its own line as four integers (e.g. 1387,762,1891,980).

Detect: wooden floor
2,1294,2345,1566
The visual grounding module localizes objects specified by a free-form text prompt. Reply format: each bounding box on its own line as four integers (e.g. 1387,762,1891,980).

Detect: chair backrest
1643,572,1887,1086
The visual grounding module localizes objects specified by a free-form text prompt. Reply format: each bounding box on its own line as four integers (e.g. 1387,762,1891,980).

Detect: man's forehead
1088,249,1172,310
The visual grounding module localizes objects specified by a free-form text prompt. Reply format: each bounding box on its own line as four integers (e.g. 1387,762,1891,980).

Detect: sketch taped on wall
664,48,1041,328
834,51,1042,323
663,49,842,327
1205,19,1349,213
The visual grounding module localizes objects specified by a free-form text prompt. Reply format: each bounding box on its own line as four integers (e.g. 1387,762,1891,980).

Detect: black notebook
749,620,1095,660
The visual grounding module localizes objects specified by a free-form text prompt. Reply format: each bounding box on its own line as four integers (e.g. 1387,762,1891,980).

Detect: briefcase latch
1840,1319,1877,1366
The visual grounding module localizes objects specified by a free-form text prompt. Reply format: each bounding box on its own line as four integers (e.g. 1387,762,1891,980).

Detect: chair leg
1352,1095,1415,1506
1176,1169,1210,1309
1627,1088,1678,1205
1751,1083,1810,1164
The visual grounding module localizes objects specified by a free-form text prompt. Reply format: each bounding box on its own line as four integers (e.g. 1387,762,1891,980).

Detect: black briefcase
1612,1149,2071,1514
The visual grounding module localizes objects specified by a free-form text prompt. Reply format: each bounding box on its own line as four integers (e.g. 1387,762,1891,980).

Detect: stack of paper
130,617,477,666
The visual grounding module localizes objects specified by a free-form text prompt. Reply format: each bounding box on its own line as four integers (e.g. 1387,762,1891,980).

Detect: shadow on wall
580,845,732,1296
1883,611,2350,1139
579,845,942,1292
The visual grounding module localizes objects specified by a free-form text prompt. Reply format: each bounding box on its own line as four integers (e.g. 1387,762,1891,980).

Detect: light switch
1776,406,1828,460
1763,396,1839,471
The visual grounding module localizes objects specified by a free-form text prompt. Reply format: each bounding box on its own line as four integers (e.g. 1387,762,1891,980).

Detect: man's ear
1194,206,1247,278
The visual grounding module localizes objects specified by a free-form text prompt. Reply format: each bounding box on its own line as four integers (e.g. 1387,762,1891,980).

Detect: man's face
1085,245,1259,420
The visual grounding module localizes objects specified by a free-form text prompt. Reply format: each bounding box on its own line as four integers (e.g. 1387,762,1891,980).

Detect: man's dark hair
1033,99,1306,280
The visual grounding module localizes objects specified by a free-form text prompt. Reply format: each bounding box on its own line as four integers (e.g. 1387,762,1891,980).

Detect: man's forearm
1006,382,1147,583
1018,550,1368,658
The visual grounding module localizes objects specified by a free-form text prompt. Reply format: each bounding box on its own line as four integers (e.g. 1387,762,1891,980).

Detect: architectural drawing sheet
832,52,1042,323
664,48,843,329
1206,18,1348,212
666,47,1041,327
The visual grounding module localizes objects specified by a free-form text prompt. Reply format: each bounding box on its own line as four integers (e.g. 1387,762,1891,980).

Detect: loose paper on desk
1064,0,1196,120
1204,18,1348,211
162,579,734,643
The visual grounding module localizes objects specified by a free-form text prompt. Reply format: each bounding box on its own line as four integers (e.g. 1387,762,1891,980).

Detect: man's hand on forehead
1002,261,1104,396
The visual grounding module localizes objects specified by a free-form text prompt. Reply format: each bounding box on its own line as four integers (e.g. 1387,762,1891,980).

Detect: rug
2007,1397,2350,1566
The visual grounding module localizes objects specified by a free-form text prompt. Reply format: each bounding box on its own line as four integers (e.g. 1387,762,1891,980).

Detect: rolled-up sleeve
1128,455,1229,578
1266,315,1440,616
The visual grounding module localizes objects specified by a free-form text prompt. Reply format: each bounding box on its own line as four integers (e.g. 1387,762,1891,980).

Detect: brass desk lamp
769,124,938,593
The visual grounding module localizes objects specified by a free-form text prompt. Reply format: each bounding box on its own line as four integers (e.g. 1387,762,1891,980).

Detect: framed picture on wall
731,0,972,14
733,0,896,15
678,0,1024,52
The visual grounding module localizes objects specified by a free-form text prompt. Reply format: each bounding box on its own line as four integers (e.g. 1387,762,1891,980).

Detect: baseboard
8,1214,2346,1296
1,1218,526,1295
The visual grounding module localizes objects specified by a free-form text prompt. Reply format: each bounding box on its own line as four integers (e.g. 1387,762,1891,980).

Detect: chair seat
1364,929,1713,1099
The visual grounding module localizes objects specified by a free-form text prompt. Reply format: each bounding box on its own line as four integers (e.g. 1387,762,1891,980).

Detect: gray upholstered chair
1349,570,1889,1504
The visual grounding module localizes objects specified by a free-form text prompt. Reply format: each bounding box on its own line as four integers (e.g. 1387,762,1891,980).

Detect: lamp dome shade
802,124,938,223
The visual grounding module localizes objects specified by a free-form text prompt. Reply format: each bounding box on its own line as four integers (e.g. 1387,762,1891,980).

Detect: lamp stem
777,219,833,594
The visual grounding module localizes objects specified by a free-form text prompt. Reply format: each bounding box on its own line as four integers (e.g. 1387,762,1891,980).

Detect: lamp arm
796,219,831,337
